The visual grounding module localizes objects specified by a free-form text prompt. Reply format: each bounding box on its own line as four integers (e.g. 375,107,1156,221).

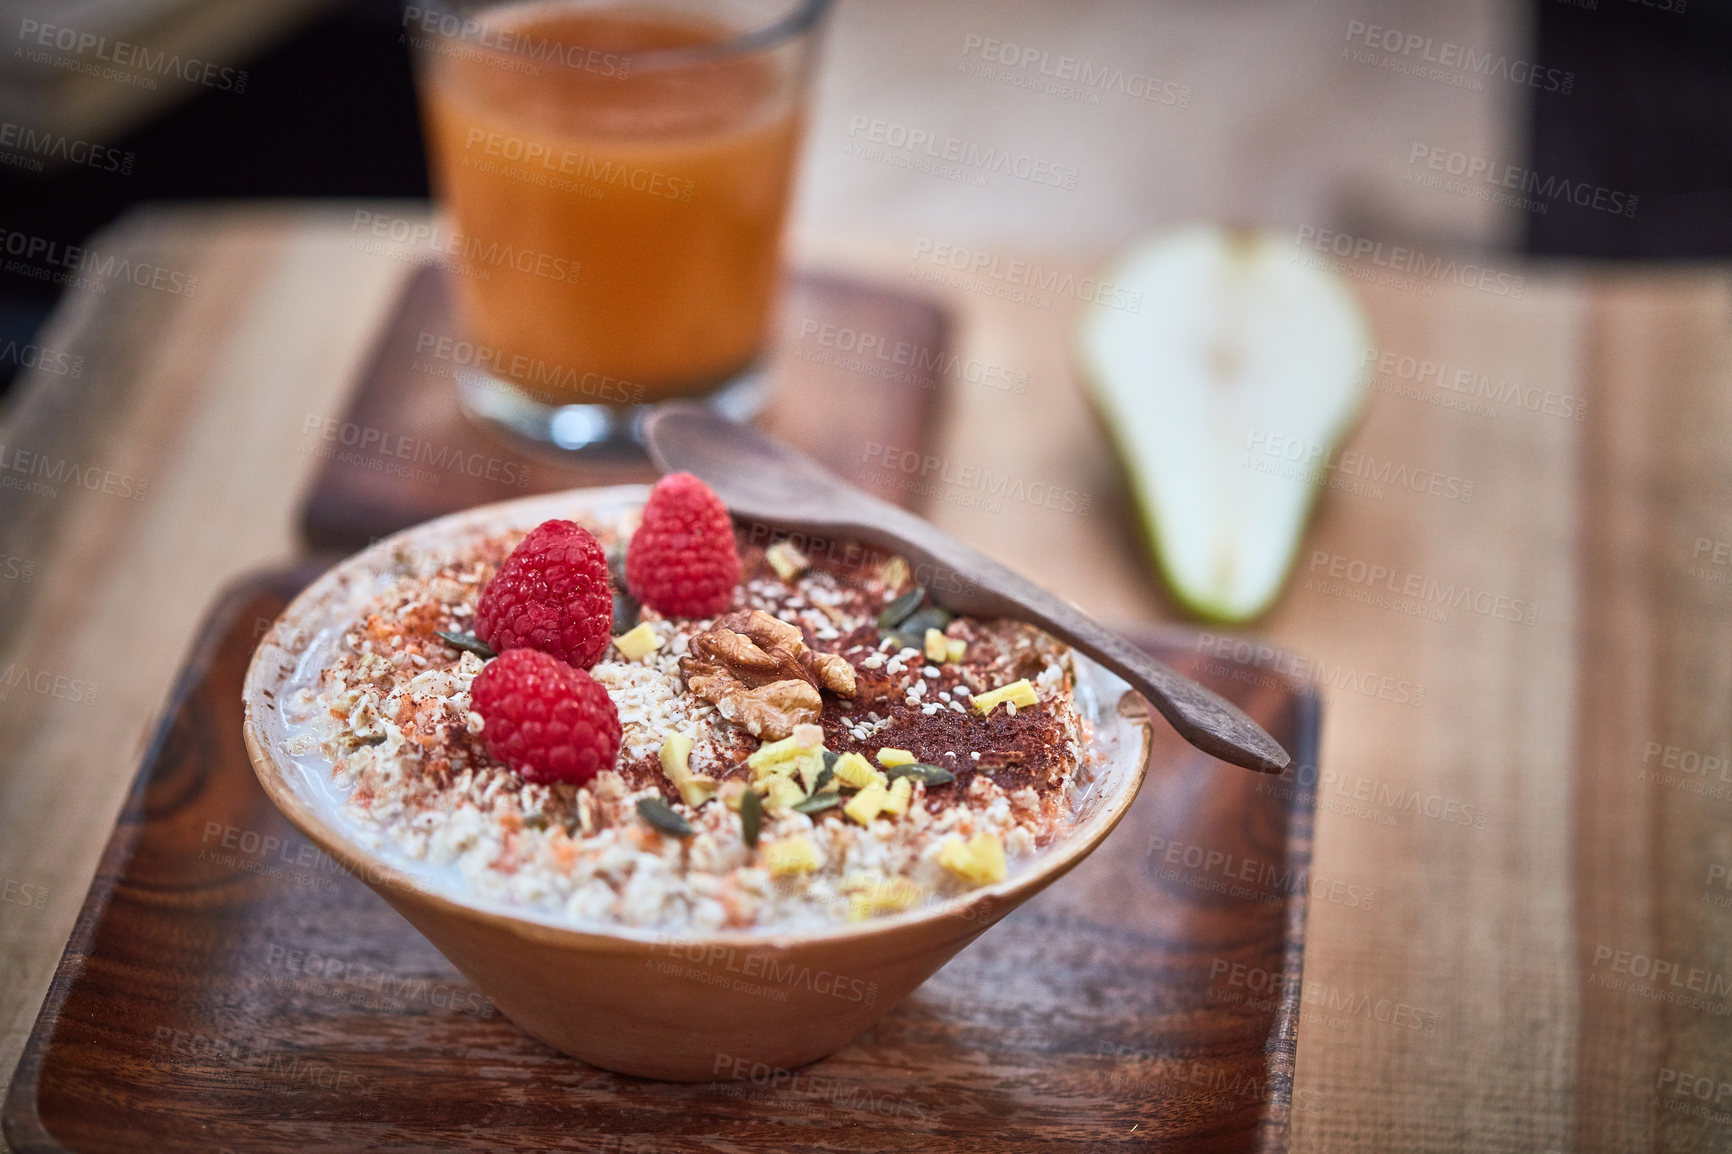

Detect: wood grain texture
0,207,414,1149
4,571,1316,1153
801,239,1731,1152
299,265,950,550
4,206,1732,1152
1571,275,1732,1153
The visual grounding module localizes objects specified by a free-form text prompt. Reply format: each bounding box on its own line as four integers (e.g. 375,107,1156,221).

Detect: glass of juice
408,0,831,449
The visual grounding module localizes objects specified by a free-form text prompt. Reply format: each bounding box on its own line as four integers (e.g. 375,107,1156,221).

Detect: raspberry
626,472,741,618
470,648,621,786
475,519,613,668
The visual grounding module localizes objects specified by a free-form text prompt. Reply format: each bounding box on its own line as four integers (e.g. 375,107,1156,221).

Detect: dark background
1,0,1728,397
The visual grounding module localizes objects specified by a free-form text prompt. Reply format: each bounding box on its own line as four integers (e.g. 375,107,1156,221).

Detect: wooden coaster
4,568,1315,1153
299,266,952,550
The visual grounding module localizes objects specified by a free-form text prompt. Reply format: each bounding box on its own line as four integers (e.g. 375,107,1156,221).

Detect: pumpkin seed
876,586,926,630
637,798,694,838
885,607,953,650
740,787,763,847
435,631,496,661
885,763,956,785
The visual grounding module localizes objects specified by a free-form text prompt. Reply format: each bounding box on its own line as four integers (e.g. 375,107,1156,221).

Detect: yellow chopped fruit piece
749,738,806,784
797,751,826,794
846,875,923,922
613,622,662,661
766,836,820,875
844,782,889,825
946,638,967,663
659,734,716,808
831,751,885,790
791,723,825,749
966,833,1006,882
876,748,916,767
753,761,800,786
765,540,810,581
746,735,799,770
939,832,1007,885
971,678,1038,715
882,776,913,816
880,555,910,589
720,781,748,812
923,628,949,662
659,732,694,780
761,776,806,811
677,777,719,808
938,837,972,877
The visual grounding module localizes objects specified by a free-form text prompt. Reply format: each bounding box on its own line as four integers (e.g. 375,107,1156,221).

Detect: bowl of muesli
243,479,1153,1080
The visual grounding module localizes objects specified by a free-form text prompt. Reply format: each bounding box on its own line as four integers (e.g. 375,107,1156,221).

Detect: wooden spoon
643,406,1291,774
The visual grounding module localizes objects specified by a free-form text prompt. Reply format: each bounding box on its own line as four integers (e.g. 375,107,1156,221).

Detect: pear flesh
1077,226,1371,622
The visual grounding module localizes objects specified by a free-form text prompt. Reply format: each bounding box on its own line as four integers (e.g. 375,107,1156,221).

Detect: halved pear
1076,225,1372,623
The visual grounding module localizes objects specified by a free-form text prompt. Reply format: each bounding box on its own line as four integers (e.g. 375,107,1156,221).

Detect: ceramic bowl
242,485,1153,1081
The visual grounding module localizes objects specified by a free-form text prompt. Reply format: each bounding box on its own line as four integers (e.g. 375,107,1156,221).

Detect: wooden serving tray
300,266,953,551
4,569,1318,1153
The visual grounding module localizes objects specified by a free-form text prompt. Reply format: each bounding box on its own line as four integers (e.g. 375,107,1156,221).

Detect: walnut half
680,610,856,740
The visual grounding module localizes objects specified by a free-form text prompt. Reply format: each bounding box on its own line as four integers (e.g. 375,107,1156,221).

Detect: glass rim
410,0,835,72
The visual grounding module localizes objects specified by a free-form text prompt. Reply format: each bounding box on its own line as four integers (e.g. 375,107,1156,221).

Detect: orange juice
422,3,805,405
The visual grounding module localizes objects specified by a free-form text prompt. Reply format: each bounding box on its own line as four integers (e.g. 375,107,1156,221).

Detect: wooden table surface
3,204,1731,1153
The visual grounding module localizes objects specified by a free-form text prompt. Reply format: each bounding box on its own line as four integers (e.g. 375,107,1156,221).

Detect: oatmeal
283,510,1095,932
